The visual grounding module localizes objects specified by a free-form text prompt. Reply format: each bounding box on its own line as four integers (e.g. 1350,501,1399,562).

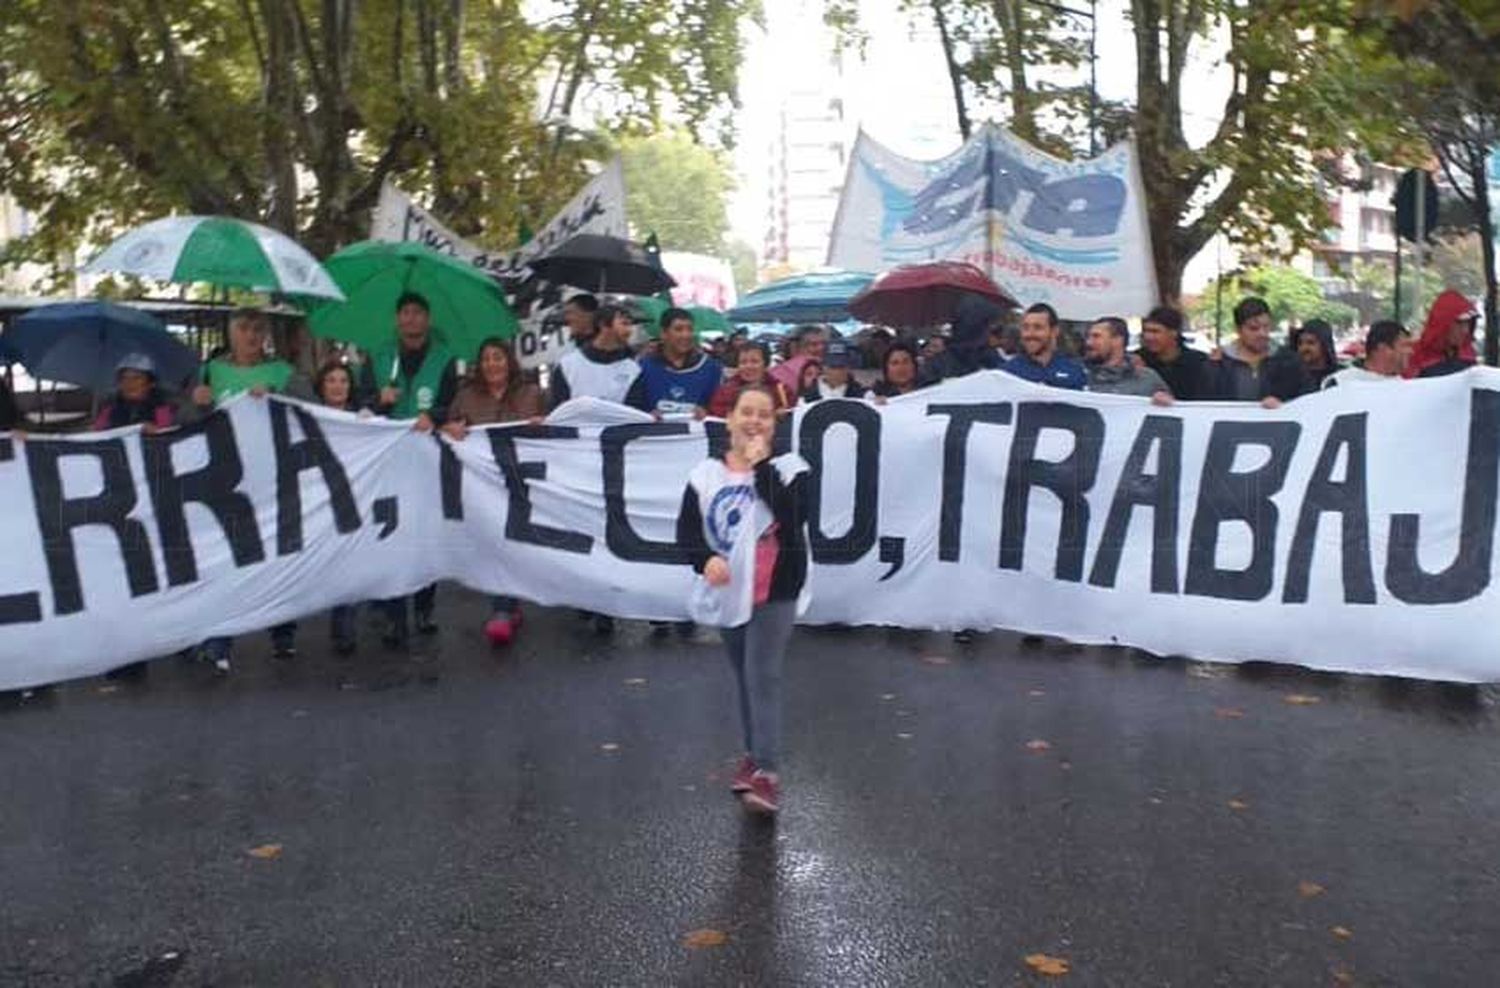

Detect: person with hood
800,339,867,402
636,307,724,420
918,295,1007,386
1207,297,1311,405
93,353,176,432
1137,305,1212,400
708,341,792,417
1406,289,1480,378
1323,320,1413,388
549,304,649,412
1001,302,1088,390
1084,318,1172,399
767,324,828,395
1291,319,1341,390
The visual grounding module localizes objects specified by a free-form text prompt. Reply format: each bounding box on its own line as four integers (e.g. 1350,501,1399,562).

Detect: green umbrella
309,241,517,360
630,298,731,339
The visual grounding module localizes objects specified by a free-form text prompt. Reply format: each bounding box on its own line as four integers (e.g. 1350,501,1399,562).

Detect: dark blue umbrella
9,301,199,392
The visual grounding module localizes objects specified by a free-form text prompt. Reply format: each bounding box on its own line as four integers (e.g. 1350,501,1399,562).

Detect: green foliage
617,130,734,255
0,0,756,290
725,238,759,295
1191,265,1361,337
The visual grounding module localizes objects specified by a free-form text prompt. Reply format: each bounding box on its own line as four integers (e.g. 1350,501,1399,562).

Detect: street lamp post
1025,0,1099,157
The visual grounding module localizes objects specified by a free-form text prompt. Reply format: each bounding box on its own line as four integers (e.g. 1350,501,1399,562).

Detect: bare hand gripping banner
3,370,1499,688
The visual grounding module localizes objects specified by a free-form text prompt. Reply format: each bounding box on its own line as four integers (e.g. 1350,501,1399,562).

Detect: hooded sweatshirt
918,296,1006,386
1292,320,1341,390
1406,289,1478,379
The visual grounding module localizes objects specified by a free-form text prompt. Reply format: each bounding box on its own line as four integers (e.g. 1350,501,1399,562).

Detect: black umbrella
527,234,677,295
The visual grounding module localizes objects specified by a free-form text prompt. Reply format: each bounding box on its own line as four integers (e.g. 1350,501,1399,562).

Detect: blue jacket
1002,352,1088,390
636,350,724,418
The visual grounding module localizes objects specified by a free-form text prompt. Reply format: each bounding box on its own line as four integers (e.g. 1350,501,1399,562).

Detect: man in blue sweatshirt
1002,302,1088,390
637,307,724,420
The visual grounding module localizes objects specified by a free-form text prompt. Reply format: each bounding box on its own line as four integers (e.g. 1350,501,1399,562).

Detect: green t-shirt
204,358,294,404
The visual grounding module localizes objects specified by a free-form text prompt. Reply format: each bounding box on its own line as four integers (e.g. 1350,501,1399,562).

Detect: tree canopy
0,0,757,288
617,129,735,256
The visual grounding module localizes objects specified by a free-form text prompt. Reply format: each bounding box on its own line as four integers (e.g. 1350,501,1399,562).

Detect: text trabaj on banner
5,371,1500,689
370,159,627,281
827,124,1158,321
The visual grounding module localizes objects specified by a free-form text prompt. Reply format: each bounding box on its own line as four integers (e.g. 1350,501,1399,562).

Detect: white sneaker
213,657,231,675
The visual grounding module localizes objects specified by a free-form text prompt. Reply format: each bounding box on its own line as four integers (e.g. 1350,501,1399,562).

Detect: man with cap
801,338,867,401
94,353,176,432
1084,317,1172,399
1002,302,1087,390
358,290,460,647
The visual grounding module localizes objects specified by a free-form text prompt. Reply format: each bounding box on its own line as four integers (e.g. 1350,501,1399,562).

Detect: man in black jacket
1137,305,1213,400
1207,297,1311,406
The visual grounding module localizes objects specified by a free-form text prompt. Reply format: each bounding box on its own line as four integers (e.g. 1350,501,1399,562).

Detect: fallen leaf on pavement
1024,953,1071,976
896,732,913,740
1028,688,1046,697
880,693,897,701
96,685,120,695
1228,799,1250,811
682,929,728,948
599,743,620,753
1331,925,1353,940
1332,967,1355,985
1214,706,1245,719
623,678,647,686
1058,760,1072,771
921,654,952,666
1025,739,1052,752
1284,694,1322,706
1298,880,1326,898
246,844,283,860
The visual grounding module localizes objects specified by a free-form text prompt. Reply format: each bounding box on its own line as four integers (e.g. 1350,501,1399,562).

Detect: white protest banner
4,370,1500,689
828,124,1158,320
370,159,628,281
662,251,738,310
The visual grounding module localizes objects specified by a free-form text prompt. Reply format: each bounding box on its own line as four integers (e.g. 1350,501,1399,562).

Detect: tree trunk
995,0,1035,142
931,0,971,141
1474,147,1499,366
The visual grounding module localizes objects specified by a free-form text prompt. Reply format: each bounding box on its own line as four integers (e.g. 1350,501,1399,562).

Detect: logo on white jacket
706,484,755,554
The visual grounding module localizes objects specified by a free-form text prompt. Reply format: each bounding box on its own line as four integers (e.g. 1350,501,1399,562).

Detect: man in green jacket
358,291,459,647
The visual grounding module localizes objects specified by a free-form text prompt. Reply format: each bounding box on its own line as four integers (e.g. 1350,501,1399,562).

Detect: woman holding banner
443,337,546,646
675,385,811,816
707,341,791,417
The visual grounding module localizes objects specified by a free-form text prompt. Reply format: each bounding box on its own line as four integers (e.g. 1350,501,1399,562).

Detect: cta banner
4,371,1500,689
370,160,628,281
828,124,1158,321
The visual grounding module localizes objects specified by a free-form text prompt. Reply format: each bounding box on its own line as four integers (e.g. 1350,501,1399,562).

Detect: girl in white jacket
675,386,811,815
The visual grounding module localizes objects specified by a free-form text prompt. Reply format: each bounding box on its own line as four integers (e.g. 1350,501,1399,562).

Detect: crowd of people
10,283,1486,814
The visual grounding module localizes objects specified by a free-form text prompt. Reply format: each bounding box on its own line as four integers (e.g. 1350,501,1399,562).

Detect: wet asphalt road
3,587,1499,987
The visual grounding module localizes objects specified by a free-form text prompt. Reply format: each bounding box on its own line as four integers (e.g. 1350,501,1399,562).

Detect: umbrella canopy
629,298,732,339
726,271,874,324
309,241,517,361
528,234,677,295
82,216,344,300
8,301,199,392
848,261,1017,328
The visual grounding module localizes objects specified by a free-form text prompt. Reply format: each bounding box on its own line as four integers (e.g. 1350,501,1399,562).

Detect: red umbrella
848,261,1017,328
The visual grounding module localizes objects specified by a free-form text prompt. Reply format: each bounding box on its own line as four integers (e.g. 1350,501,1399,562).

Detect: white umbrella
82,215,344,300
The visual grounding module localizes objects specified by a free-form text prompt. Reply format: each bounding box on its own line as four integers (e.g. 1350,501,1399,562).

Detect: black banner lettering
1000,402,1105,581
144,415,265,586
0,437,42,624
488,426,593,553
798,400,880,564
1184,421,1301,601
270,403,362,555
602,422,692,564
928,402,1013,563
1283,413,1375,604
1088,415,1183,592
27,438,159,615
1385,389,1500,604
